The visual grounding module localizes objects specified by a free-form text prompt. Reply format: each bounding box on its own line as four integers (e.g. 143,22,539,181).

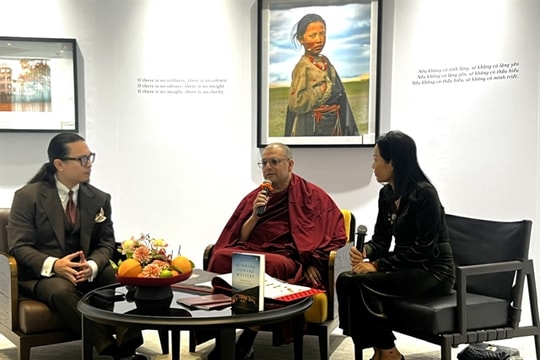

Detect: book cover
231,252,265,313
263,274,324,302
176,293,231,310
170,268,217,294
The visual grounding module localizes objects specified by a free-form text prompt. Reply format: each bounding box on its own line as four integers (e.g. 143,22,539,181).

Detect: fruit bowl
116,272,192,287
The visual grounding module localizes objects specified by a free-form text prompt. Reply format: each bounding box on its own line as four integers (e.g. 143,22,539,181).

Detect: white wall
0,0,538,282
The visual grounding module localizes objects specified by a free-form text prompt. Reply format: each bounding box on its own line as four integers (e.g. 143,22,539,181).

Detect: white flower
95,207,107,223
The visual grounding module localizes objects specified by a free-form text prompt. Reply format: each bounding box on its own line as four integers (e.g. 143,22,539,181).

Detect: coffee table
77,283,313,360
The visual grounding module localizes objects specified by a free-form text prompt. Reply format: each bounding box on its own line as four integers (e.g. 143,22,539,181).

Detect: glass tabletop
78,283,313,328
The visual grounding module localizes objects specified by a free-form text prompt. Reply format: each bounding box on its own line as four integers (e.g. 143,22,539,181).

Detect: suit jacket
7,181,116,295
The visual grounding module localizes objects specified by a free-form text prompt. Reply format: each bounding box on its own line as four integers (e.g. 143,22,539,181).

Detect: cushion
18,298,69,333
304,293,328,324
389,291,509,336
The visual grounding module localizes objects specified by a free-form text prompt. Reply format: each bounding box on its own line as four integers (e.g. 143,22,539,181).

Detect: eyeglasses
257,158,290,168
62,153,96,167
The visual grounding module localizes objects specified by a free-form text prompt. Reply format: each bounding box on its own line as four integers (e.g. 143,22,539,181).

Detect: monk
206,142,346,360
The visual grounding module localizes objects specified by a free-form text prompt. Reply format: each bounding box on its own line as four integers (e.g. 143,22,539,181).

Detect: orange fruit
117,258,142,277
171,255,194,274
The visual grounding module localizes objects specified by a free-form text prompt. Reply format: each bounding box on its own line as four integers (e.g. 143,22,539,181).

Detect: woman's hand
352,262,377,274
349,246,366,266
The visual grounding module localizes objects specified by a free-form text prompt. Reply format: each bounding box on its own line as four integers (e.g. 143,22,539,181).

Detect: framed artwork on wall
257,0,381,147
0,37,78,132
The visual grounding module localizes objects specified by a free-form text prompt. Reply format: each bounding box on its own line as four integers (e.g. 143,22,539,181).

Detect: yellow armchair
192,209,356,360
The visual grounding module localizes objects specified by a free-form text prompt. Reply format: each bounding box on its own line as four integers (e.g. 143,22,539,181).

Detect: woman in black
336,131,455,360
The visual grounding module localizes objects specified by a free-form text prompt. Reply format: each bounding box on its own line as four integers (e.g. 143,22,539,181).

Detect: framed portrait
0,37,78,132
257,0,381,147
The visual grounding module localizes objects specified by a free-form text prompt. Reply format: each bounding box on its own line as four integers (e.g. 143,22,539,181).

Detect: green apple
159,269,173,278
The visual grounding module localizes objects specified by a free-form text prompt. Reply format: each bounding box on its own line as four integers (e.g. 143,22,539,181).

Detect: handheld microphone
356,225,368,251
256,179,273,216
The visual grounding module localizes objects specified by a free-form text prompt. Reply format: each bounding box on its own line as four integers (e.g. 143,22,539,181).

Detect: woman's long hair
376,130,431,200
28,133,85,185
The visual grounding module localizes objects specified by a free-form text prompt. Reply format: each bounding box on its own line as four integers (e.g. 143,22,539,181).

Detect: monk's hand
252,189,269,217
349,246,366,266
351,261,377,274
305,265,321,287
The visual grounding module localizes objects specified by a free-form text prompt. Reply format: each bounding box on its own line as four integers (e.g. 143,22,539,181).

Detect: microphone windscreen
357,225,368,235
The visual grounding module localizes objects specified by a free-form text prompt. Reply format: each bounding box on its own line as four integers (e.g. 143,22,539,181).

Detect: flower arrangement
111,233,194,279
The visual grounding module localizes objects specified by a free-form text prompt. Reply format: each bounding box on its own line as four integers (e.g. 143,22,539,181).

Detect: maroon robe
208,173,346,288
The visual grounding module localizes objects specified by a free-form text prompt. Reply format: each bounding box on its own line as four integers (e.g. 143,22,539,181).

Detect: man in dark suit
7,133,146,360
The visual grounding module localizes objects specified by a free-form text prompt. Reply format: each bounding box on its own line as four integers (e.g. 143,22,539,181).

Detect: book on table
170,268,217,294
190,270,324,303
176,293,232,310
231,252,265,313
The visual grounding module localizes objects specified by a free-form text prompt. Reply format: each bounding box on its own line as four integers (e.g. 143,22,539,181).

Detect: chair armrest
455,259,530,336
202,244,215,270
200,240,353,321
0,250,19,330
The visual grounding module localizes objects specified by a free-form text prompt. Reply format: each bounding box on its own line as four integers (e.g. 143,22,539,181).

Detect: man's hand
304,265,321,287
53,251,90,285
75,251,92,284
252,189,269,217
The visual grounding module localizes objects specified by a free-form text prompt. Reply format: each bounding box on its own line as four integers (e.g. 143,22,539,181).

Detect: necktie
66,190,77,226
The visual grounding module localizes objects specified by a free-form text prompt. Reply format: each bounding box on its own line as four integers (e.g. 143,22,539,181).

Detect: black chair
354,213,540,360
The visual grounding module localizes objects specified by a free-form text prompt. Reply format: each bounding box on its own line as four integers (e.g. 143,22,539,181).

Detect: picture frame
257,0,381,147
0,36,78,132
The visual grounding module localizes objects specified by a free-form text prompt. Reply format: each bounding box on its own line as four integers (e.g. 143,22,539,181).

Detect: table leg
81,315,94,360
171,330,181,360
217,328,236,360
158,329,169,354
292,316,304,360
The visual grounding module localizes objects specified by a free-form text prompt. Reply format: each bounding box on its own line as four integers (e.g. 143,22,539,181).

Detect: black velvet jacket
365,182,455,285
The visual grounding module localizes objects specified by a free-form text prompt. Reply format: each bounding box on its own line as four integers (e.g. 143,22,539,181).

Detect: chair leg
18,344,30,360
189,330,197,352
535,334,540,360
354,342,363,360
317,330,330,360
441,343,452,360
292,316,304,360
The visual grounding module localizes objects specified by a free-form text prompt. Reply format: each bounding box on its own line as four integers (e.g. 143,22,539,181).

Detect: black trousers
34,265,142,355
336,267,453,349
